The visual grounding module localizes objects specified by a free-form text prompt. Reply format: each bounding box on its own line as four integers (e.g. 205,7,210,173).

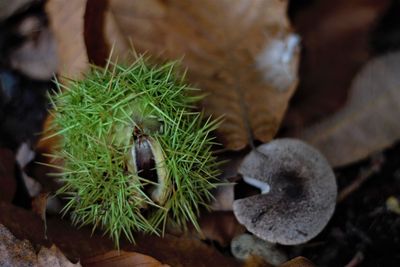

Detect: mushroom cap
233,138,337,245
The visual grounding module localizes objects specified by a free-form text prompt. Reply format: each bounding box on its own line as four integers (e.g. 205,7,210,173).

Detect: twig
344,251,364,267
337,153,384,203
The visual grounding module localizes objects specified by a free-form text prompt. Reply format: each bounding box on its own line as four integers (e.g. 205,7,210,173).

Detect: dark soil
287,143,400,267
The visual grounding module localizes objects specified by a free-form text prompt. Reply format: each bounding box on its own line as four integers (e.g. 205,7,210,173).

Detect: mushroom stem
243,176,270,194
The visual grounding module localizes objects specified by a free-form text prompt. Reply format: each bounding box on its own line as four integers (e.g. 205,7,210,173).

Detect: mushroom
233,138,337,245
231,233,287,266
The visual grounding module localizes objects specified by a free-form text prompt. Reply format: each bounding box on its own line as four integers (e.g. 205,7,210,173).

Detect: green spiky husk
49,58,220,245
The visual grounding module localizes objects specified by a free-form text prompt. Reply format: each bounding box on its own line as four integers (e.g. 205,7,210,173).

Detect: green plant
48,57,220,246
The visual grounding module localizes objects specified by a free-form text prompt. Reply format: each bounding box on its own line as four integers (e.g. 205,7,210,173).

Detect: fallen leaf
0,202,241,267
0,223,36,266
210,184,235,211
45,0,89,79
243,255,274,267
195,211,245,247
0,0,35,21
10,19,58,80
86,0,300,150
83,250,169,267
279,257,316,267
32,192,50,238
284,0,390,132
38,245,81,267
300,52,400,167
0,148,16,202
29,114,64,193
0,223,81,267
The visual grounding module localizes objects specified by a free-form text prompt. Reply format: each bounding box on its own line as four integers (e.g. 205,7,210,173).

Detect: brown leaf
10,18,58,80
0,149,16,202
30,114,64,193
195,211,245,247
0,202,241,267
285,0,390,131
86,0,299,150
38,245,81,267
0,0,34,21
0,224,81,267
83,250,169,267
210,184,235,211
46,0,89,79
300,52,400,167
243,255,274,267
279,257,316,267
32,192,50,238
32,192,49,220
0,223,36,266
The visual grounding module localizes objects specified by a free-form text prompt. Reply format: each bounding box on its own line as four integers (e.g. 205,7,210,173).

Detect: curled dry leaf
45,0,89,79
83,250,169,267
90,0,300,150
300,52,400,167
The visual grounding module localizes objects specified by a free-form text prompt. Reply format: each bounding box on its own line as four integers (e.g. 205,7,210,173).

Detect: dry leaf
211,184,235,211
284,0,390,131
86,0,300,150
0,148,16,202
83,250,169,267
46,0,89,79
243,255,274,267
0,202,241,267
278,257,316,267
300,52,400,167
195,211,245,247
0,223,36,266
32,192,50,239
0,224,81,267
38,245,81,267
0,0,35,21
10,20,58,80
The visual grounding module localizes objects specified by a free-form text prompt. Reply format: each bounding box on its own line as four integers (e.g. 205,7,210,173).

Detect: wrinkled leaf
46,0,89,79
83,250,169,267
87,0,300,150
300,52,400,167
